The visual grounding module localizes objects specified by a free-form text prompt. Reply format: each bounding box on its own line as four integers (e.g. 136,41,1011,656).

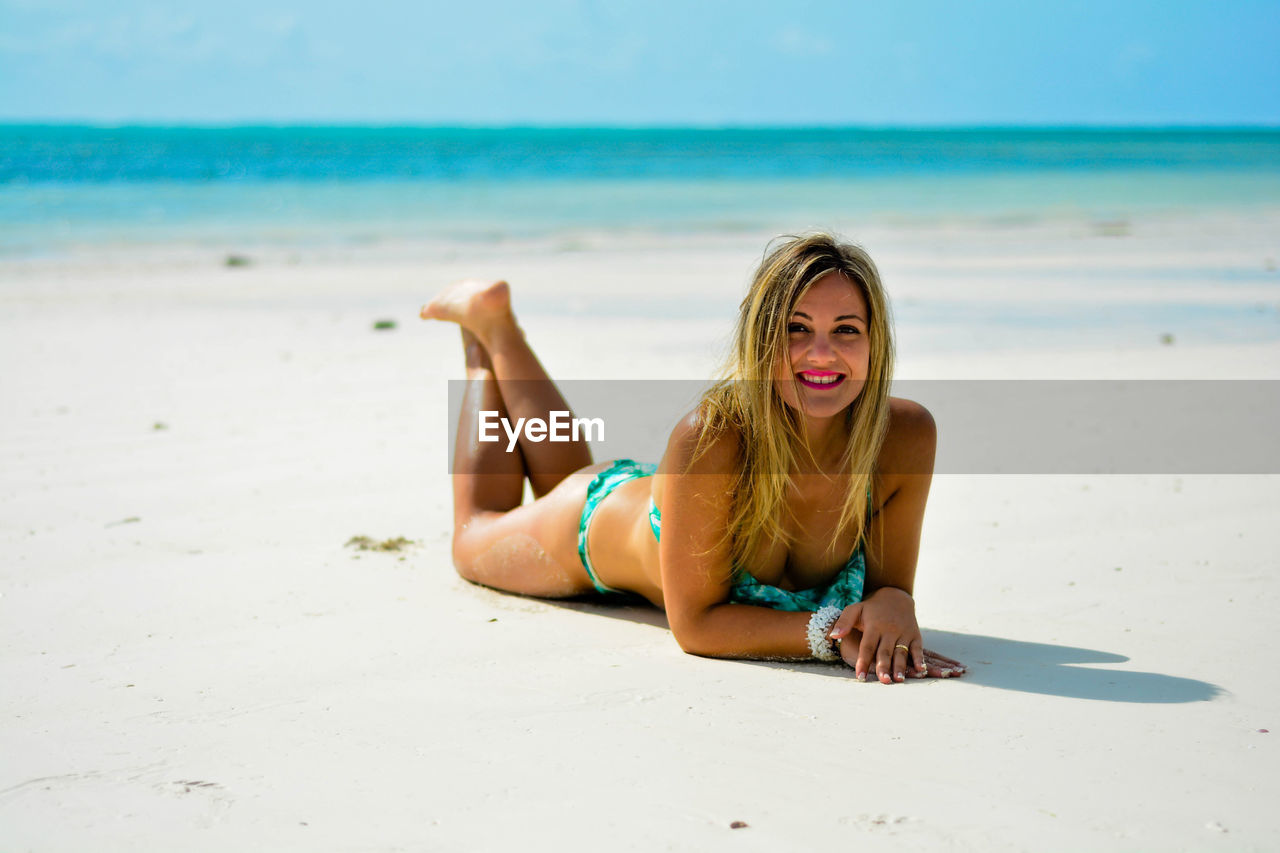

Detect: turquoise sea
3,126,1279,256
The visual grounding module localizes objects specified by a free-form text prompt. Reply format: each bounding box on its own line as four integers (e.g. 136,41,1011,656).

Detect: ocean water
3,125,1279,256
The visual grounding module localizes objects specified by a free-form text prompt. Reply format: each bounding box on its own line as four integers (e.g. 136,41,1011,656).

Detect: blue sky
1,0,1277,125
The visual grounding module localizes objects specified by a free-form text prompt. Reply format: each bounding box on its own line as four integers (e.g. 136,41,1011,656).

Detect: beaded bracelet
806,605,842,661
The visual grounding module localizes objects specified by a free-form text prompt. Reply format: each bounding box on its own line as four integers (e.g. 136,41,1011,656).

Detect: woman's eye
788,323,808,334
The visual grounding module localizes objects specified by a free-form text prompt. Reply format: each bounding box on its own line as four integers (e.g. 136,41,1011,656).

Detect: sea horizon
4,124,1279,259
4,120,1279,130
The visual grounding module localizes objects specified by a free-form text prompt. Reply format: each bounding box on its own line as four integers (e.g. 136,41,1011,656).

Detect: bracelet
806,606,842,661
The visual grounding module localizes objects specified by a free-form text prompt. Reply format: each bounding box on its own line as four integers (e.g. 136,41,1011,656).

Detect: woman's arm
830,397,938,681
658,413,822,660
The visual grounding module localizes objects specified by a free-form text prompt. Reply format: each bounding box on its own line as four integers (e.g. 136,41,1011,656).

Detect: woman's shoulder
878,397,937,475
887,396,936,434
661,407,742,476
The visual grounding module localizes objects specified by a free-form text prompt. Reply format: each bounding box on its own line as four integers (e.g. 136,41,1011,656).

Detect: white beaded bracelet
806,606,842,662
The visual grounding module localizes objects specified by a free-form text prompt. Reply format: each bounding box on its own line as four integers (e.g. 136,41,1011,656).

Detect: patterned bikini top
648,498,866,613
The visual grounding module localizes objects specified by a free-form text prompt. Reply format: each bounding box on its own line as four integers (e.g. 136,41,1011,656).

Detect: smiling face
774,271,871,422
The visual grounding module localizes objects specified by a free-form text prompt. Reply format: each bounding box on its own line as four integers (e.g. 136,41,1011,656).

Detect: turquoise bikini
577,458,866,611
577,459,657,594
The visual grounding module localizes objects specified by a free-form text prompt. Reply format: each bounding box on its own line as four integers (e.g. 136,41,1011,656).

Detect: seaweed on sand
345,535,415,552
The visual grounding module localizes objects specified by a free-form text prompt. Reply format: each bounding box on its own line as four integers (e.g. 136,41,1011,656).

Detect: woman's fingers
848,648,966,681
891,641,910,683
910,638,927,677
923,650,967,678
828,603,862,641
875,637,899,684
834,600,956,684
845,641,965,681
873,636,914,684
856,630,879,682
923,648,966,672
883,634,922,682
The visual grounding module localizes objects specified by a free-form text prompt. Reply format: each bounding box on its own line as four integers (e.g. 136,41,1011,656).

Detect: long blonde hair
697,233,895,570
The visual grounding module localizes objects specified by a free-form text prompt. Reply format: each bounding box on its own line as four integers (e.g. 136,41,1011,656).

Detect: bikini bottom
576,459,657,594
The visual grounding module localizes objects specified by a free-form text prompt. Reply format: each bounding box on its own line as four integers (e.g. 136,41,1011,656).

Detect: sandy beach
2,211,1279,851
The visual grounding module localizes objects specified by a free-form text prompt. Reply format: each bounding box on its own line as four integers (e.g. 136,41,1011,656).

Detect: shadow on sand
547,596,1222,704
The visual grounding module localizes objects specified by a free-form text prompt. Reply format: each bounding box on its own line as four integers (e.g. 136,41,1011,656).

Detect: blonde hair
697,233,895,570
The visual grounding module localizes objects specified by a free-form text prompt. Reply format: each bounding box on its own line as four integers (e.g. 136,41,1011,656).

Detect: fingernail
856,672,867,683
895,671,904,681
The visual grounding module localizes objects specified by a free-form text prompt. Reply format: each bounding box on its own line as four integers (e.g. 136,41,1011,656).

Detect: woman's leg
450,326,524,518
423,280,592,497
423,280,599,597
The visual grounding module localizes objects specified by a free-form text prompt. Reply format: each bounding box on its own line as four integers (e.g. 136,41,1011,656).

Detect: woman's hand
830,587,964,683
916,648,967,679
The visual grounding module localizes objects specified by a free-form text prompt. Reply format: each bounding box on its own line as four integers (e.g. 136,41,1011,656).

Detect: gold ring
894,644,910,652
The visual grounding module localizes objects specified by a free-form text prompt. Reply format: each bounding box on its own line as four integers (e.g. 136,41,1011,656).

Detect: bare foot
420,279,513,340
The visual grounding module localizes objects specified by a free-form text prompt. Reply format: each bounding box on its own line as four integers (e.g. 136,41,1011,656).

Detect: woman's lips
797,371,845,389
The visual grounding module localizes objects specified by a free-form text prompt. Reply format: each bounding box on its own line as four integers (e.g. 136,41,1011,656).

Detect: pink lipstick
797,370,845,389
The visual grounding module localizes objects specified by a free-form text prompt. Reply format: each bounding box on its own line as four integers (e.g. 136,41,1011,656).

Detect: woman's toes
421,279,511,328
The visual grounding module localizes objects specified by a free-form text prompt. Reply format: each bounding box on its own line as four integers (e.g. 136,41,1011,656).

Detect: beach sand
2,213,1278,851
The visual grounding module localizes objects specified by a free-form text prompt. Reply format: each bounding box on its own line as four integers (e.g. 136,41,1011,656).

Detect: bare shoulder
888,397,937,439
878,397,937,475
660,407,741,477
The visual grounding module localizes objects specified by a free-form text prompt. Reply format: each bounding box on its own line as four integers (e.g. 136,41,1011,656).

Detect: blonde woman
421,233,964,682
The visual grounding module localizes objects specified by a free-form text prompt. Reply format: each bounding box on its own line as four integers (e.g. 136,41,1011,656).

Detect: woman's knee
450,518,491,583
449,521,585,597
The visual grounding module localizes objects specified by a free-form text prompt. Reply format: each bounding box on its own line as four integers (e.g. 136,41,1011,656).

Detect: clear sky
1,0,1277,126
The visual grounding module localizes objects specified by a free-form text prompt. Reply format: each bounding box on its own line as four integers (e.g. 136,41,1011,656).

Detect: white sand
2,215,1278,851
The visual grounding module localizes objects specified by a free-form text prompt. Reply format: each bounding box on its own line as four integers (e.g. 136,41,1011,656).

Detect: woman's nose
806,334,836,364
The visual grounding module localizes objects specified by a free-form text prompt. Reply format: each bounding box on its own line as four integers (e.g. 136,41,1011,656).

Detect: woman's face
774,271,871,421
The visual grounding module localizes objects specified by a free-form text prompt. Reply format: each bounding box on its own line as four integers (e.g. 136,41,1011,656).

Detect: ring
894,644,910,652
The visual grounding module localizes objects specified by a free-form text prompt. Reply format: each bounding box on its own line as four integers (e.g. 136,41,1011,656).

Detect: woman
421,233,964,683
